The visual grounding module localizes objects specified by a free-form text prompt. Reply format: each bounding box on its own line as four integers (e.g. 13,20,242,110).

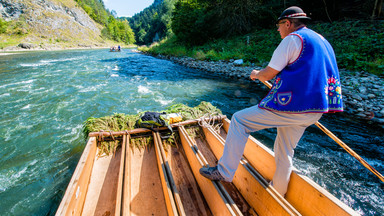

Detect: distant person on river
110,46,121,52
199,6,343,196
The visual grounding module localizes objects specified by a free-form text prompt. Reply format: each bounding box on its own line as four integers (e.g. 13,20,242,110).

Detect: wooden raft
56,116,359,216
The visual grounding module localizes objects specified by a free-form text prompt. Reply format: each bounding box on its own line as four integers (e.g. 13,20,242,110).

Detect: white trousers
217,105,322,195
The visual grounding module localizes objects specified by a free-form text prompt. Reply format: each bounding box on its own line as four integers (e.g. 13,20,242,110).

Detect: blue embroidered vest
259,27,343,113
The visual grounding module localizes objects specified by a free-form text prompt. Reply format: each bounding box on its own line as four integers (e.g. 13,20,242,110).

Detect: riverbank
0,43,136,54
0,42,124,52
143,52,384,128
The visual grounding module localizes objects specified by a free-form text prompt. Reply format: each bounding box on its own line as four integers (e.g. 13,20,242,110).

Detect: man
199,6,343,196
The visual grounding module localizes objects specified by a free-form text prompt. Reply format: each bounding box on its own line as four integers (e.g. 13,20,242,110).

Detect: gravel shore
149,53,384,127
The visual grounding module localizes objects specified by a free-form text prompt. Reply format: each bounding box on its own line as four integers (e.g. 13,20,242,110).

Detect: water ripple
0,49,382,215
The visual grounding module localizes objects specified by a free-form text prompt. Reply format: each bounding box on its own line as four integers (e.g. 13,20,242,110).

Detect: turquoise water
0,49,382,215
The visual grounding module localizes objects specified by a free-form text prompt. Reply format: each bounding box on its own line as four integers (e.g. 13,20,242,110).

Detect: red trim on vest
287,33,303,66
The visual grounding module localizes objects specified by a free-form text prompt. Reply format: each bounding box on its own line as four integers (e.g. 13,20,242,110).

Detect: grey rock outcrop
0,0,104,49
0,0,24,20
18,42,35,49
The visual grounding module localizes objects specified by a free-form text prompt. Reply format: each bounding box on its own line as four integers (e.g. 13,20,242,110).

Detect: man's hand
250,70,259,81
250,66,280,82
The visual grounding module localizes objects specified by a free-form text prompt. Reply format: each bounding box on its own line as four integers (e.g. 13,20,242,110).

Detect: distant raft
110,46,121,52
56,114,359,216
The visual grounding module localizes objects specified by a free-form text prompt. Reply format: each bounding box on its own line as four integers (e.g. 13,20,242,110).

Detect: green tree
171,0,384,46
171,0,210,45
137,29,147,44
0,18,8,34
126,0,176,45
171,0,281,45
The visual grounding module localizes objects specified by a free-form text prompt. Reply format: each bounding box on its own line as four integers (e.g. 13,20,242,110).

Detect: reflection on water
0,49,382,215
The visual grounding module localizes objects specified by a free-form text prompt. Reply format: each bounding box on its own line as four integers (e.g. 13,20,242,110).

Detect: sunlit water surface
0,49,382,215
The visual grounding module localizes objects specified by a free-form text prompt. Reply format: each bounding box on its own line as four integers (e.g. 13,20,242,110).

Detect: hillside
0,0,111,50
125,0,175,45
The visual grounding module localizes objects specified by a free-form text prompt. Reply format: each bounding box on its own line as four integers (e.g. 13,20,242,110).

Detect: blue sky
103,0,154,17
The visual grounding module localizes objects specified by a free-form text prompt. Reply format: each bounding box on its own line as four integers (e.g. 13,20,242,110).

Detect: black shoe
199,166,227,181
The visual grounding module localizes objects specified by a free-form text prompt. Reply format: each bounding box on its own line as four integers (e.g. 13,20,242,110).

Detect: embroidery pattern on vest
277,92,292,105
326,76,342,105
259,77,283,106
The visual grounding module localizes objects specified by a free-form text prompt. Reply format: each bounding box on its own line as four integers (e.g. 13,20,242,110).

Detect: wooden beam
178,126,236,216
56,137,97,216
128,143,167,215
153,132,178,216
115,135,126,216
154,132,186,216
122,134,131,216
183,127,243,215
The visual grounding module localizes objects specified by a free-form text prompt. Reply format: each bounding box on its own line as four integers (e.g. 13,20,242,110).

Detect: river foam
0,49,382,216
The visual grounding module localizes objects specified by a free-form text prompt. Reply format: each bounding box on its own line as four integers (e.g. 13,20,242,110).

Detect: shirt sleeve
268,35,303,71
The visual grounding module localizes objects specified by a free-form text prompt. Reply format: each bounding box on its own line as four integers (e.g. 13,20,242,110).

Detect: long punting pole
260,80,384,183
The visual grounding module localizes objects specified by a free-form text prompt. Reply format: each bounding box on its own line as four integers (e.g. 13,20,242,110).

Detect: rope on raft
198,113,223,133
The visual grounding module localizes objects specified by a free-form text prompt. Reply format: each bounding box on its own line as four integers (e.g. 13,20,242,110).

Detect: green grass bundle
82,101,222,155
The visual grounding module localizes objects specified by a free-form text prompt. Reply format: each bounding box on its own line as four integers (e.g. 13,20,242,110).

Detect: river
0,49,383,215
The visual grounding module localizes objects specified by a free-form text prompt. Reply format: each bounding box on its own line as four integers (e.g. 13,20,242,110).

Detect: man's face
276,19,293,39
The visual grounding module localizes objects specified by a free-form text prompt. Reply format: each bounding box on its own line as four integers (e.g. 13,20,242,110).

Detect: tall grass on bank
140,20,384,76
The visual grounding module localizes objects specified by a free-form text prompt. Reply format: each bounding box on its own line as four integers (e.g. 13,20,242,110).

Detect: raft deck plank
115,135,127,216
79,141,168,216
81,147,121,216
56,137,97,216
189,130,253,215
178,126,237,215
128,146,168,216
184,126,253,215
160,136,212,215
122,134,131,216
153,132,179,216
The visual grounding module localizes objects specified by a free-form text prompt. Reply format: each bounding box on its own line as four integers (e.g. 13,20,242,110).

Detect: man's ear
286,20,292,27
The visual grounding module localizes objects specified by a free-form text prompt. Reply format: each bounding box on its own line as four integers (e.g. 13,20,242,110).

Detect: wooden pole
260,80,384,183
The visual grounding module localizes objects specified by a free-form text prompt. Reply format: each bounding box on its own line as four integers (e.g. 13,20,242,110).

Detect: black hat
277,6,311,23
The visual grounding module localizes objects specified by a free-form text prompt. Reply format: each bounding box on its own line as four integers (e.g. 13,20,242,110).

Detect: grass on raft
82,101,223,155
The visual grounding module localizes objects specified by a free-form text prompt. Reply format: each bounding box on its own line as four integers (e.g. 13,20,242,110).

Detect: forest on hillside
74,0,135,44
171,0,383,45
1,0,381,46
121,0,175,45
135,0,383,74
123,0,382,46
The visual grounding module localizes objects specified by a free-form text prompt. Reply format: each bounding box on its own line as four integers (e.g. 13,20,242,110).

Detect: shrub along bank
140,20,384,76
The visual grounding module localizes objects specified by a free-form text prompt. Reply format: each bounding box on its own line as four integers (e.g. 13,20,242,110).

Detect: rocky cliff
0,0,108,50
